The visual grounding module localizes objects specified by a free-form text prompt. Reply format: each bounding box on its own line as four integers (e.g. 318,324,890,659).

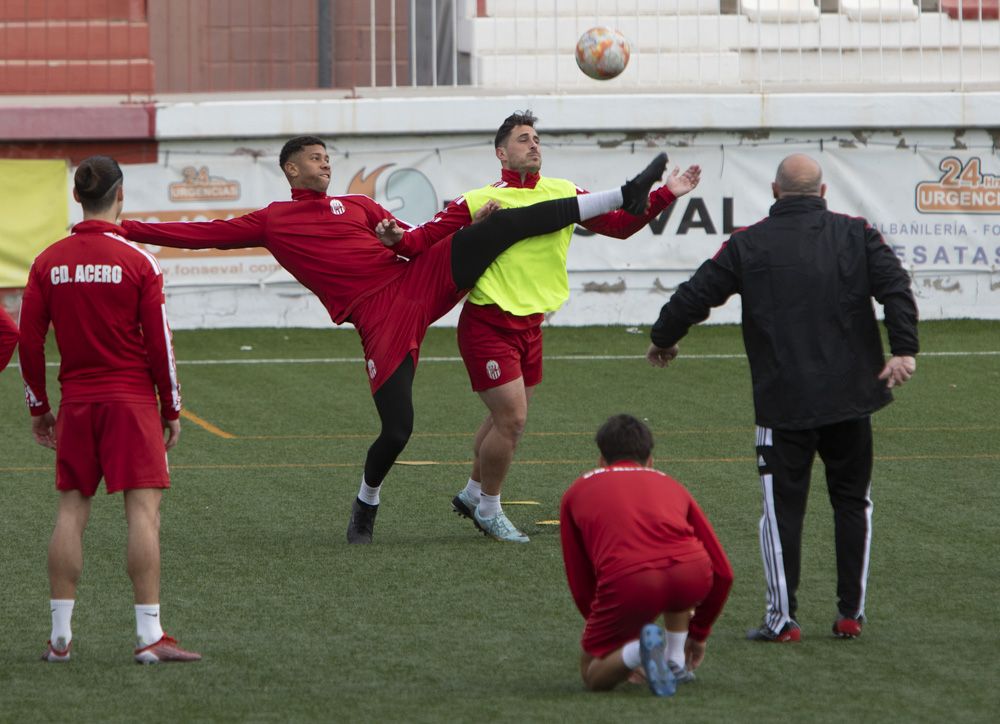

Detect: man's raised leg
449,153,667,290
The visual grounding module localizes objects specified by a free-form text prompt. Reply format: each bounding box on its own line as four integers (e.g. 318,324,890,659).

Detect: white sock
622,639,642,669
577,189,623,220
666,631,687,668
463,478,482,503
358,479,381,506
50,599,75,650
478,493,501,518
135,603,164,647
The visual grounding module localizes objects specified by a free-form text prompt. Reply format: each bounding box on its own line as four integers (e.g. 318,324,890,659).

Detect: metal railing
0,0,997,96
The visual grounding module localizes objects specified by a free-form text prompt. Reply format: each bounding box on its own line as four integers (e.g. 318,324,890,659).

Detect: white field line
179,350,998,365
17,350,1000,369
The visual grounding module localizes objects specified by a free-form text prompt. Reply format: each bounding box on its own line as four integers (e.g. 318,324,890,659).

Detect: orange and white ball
575,27,630,80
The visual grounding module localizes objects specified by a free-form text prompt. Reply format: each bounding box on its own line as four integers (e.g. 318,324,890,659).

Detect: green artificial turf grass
0,321,997,722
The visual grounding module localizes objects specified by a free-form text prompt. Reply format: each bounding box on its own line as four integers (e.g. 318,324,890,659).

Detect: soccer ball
575,27,630,80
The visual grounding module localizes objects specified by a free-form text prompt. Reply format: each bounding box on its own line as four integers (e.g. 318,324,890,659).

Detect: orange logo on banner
169,166,241,202
347,164,393,198
915,157,1000,214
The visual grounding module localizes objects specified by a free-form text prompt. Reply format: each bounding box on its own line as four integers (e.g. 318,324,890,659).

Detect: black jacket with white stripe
650,195,919,431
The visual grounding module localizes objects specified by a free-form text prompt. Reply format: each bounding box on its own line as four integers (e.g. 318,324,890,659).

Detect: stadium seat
839,0,920,20
940,0,1000,18
477,0,721,16
740,0,821,22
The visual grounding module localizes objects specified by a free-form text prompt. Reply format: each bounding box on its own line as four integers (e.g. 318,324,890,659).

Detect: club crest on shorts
486,359,501,381
330,199,346,215
367,359,377,379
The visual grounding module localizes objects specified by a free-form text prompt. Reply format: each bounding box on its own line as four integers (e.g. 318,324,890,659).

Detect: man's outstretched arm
121,208,269,250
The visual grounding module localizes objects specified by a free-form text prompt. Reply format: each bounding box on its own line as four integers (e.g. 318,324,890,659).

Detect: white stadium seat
840,0,920,21
739,0,821,22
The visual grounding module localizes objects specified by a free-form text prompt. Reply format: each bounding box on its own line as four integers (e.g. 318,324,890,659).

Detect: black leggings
450,195,581,290
363,195,582,488
364,355,415,487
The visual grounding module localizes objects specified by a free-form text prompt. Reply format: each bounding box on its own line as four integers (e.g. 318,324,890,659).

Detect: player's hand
374,218,405,247
685,638,706,671
646,343,679,368
878,355,916,388
665,165,701,197
163,417,181,450
31,412,57,449
473,200,501,223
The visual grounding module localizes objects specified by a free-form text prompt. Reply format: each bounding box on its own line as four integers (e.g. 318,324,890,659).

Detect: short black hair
494,110,538,148
74,155,123,213
595,414,654,464
279,136,327,170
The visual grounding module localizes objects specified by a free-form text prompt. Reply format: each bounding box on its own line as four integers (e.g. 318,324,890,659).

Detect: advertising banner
45,129,1000,326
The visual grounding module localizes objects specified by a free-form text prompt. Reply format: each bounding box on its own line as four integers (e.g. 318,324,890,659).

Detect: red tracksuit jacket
560,462,734,641
19,219,181,420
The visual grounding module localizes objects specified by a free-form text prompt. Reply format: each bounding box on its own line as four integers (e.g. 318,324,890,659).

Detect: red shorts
456,303,544,391
582,556,714,658
55,402,170,496
350,237,465,393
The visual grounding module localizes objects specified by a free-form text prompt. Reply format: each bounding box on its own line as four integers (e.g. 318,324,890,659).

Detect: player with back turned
646,154,918,642
560,414,733,697
19,155,200,664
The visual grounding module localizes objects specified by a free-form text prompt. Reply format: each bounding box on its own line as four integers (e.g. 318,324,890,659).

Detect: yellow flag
0,159,69,287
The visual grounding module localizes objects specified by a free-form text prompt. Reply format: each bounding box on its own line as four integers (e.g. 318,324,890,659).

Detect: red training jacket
394,168,678,257
19,219,181,420
121,190,413,325
560,462,734,642
0,306,17,373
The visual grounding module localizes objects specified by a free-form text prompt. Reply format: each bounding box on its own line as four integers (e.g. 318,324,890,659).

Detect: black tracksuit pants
755,417,874,633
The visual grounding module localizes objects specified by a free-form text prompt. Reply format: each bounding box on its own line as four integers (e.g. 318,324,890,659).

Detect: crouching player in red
559,415,733,697
19,156,200,664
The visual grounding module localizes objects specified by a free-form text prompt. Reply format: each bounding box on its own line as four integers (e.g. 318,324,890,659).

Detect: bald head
773,154,824,198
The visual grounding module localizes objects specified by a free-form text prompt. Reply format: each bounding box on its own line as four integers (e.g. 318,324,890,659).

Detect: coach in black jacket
647,153,918,643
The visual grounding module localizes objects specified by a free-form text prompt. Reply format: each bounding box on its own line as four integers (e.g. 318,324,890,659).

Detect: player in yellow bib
382,111,701,542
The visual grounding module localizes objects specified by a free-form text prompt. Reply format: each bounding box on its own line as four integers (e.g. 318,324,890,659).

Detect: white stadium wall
99,92,1000,329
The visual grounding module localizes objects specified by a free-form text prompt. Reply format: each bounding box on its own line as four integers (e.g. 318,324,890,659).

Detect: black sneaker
621,152,668,215
346,498,378,544
746,619,801,642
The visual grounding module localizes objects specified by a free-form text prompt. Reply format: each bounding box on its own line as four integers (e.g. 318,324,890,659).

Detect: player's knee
496,413,527,443
381,421,413,453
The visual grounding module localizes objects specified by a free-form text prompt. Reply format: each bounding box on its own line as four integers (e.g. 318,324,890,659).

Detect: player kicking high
560,415,733,696
20,156,200,663
120,136,667,544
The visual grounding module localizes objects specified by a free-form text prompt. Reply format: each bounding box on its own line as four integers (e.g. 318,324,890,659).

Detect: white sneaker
472,508,530,543
41,640,71,662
